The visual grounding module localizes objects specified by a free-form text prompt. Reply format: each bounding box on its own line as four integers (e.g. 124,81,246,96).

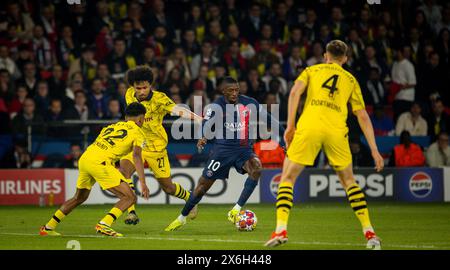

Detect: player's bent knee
161,183,176,195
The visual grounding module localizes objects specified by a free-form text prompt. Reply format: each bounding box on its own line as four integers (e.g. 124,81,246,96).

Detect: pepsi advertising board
260,168,444,203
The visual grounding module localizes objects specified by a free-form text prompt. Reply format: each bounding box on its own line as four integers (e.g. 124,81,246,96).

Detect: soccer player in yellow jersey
120,66,203,225
40,102,150,237
265,40,384,249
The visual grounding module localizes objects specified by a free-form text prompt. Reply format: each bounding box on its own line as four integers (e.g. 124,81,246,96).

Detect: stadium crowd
0,0,449,169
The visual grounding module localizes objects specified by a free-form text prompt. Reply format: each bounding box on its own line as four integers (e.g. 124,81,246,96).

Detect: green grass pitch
1,202,449,250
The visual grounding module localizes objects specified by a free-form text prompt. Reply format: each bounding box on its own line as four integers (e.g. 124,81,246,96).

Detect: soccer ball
235,210,257,231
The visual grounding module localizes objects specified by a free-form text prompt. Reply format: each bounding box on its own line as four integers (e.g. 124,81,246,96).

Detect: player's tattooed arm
132,145,150,199
171,105,203,123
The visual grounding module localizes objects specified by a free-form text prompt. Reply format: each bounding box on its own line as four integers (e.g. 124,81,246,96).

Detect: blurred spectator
103,98,123,120
0,45,21,79
63,90,95,121
164,67,189,101
11,97,45,138
64,143,83,169
0,139,31,169
0,98,12,161
165,46,191,85
0,23,24,58
147,24,173,58
64,3,92,45
5,2,34,41
434,6,450,35
34,80,50,115
225,23,255,60
181,28,201,62
283,45,304,81
68,45,97,83
96,63,116,97
31,24,55,72
206,20,225,49
306,41,325,66
189,65,214,98
223,39,247,79
427,99,450,142
88,78,110,119
395,102,428,136
56,25,79,70
364,68,387,107
63,90,95,138
15,45,34,76
94,25,113,63
329,6,349,40
391,47,417,120
303,8,320,43
16,61,38,95
47,65,66,100
45,98,65,138
126,1,146,35
417,51,446,102
371,105,395,136
190,40,219,79
139,46,159,67
346,29,365,61
240,3,265,44
92,0,116,36
435,29,449,74
8,84,28,119
389,130,426,167
37,3,57,45
246,68,266,100
349,136,373,168
185,3,206,43
249,38,280,75
418,0,442,28
105,37,137,80
0,68,15,102
426,132,450,167
360,45,388,82
262,62,288,96
147,0,176,41
253,138,285,168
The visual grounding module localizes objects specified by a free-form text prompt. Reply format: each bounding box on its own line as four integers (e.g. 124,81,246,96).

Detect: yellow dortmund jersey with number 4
86,120,146,162
125,88,176,152
296,62,365,131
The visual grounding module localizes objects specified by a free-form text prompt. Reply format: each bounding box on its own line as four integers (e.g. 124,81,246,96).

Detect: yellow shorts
286,128,352,171
121,149,171,179
76,153,126,190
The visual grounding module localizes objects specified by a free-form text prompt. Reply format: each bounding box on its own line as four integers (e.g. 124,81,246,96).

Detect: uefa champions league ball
235,210,257,231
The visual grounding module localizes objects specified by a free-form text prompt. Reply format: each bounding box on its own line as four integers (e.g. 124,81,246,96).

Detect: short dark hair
125,102,146,117
326,40,348,58
126,65,154,86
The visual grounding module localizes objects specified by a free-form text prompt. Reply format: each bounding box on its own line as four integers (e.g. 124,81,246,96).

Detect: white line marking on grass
0,232,448,250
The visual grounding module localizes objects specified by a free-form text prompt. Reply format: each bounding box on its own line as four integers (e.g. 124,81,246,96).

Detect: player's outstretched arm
354,109,384,172
285,80,306,148
171,105,203,123
132,145,150,199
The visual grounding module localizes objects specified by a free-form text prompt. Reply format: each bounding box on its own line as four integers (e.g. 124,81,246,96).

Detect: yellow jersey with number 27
125,88,176,152
296,62,365,132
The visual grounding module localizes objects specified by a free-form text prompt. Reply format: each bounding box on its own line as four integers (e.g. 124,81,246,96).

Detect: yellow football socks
174,182,190,201
275,181,294,233
346,183,372,229
45,209,66,229
100,207,123,227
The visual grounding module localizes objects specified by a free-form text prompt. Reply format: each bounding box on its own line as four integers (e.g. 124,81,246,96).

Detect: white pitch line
0,232,448,250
